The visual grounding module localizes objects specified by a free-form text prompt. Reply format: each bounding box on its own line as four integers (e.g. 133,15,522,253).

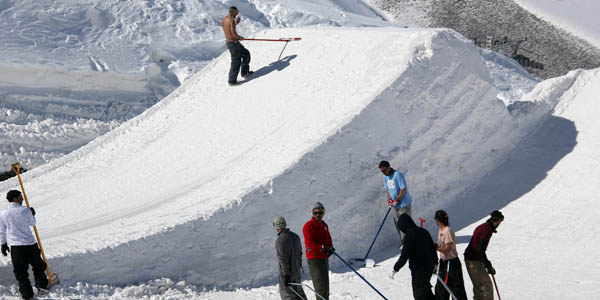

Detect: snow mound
0,0,390,171
0,27,557,287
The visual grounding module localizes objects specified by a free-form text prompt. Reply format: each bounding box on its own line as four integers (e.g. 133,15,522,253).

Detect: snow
515,0,600,48
0,0,390,171
0,1,599,300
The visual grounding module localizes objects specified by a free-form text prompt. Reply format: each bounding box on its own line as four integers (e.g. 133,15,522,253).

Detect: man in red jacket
303,202,334,300
464,210,504,300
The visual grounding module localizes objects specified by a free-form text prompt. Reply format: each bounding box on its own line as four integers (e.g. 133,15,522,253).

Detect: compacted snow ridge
1,1,599,299
0,0,390,172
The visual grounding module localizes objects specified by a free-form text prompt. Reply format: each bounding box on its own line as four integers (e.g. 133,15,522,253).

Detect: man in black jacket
392,214,438,300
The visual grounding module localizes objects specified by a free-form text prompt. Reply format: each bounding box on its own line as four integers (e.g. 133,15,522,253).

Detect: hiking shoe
228,81,242,86
241,71,254,78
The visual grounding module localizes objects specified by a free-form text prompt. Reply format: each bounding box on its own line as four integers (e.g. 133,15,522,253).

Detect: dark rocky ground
0,166,25,182
369,0,600,79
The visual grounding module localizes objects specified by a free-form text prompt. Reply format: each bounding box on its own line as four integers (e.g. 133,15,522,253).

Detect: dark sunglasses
312,211,324,216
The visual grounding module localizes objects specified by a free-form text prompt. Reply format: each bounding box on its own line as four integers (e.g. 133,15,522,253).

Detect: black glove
393,261,401,272
30,207,36,216
1,243,9,256
321,245,335,257
284,274,291,287
484,260,496,275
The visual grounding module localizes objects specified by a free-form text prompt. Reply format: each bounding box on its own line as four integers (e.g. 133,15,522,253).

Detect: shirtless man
222,6,252,86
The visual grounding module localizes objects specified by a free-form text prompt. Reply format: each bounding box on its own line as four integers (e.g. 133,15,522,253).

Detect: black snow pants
11,244,48,299
226,41,251,84
435,258,468,300
412,269,436,300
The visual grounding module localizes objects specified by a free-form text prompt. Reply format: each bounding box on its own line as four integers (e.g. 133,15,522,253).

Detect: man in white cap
302,202,334,300
274,216,307,300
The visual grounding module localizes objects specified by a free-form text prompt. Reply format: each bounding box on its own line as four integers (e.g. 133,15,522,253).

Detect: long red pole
241,37,301,42
492,274,502,300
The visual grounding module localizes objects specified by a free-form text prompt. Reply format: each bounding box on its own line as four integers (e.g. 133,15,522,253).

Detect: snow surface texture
0,0,389,171
0,26,558,290
0,2,597,299
0,25,596,300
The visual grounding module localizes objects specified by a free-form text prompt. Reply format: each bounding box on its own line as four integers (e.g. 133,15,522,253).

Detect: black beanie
6,190,21,202
490,210,504,221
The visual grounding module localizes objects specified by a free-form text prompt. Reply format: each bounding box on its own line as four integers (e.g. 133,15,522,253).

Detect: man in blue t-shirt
379,160,413,244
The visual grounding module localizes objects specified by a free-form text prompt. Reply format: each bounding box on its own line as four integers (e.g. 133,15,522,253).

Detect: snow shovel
11,163,60,287
349,207,391,268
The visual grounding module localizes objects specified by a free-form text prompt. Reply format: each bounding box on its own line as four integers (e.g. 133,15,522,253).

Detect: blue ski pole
333,251,389,300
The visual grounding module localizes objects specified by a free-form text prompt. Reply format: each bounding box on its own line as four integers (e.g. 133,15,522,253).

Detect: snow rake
288,283,325,300
241,37,302,42
11,163,60,287
333,251,389,300
349,207,391,268
240,37,301,61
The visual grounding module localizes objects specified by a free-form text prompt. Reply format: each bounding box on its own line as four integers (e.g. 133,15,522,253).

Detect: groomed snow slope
0,0,390,171
0,27,554,287
195,70,600,300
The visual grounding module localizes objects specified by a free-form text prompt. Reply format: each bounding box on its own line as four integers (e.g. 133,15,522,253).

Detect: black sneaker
228,81,242,86
37,287,50,296
241,71,254,78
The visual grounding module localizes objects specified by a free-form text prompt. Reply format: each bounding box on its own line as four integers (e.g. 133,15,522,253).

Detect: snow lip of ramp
0,27,563,287
0,27,439,256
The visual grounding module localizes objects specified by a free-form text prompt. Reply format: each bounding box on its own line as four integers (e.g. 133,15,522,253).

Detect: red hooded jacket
302,217,333,260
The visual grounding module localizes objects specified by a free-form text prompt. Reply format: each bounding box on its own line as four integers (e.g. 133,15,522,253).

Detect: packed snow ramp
0,28,553,287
